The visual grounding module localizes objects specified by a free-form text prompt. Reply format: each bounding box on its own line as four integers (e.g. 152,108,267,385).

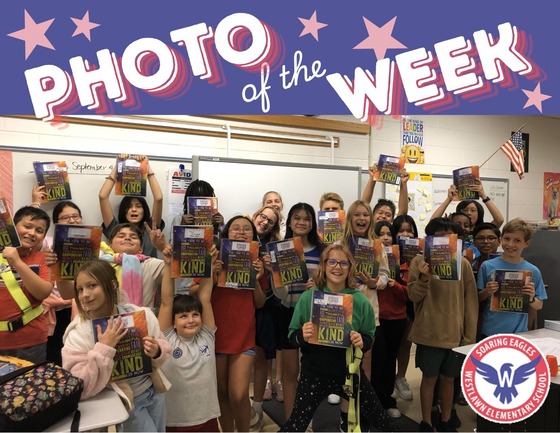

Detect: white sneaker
394,376,413,401
328,393,341,404
391,387,398,399
387,407,402,419
250,407,263,431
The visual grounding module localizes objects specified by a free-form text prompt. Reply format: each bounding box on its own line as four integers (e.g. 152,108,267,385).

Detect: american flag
501,131,525,179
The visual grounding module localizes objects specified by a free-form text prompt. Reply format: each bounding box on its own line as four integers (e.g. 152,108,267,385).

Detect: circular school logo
461,335,550,423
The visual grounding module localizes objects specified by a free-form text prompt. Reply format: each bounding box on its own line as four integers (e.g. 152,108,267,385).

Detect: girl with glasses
273,202,325,422
208,216,265,433
30,187,86,366
279,244,398,432
250,205,283,428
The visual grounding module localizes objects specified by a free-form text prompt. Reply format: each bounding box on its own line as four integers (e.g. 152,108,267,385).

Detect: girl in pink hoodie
62,259,171,432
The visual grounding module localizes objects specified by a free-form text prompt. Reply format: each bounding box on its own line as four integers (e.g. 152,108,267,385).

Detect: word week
326,22,540,119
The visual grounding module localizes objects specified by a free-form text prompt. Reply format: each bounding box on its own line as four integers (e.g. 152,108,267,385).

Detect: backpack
0,361,84,431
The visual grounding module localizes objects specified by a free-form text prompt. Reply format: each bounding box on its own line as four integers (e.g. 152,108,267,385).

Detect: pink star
298,11,328,41
7,10,55,60
354,16,406,60
522,83,551,113
71,11,100,41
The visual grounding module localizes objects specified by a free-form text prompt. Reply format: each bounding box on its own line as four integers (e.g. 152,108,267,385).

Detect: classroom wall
1,115,559,223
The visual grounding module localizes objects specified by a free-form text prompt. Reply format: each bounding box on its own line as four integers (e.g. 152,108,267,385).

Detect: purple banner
1,1,558,120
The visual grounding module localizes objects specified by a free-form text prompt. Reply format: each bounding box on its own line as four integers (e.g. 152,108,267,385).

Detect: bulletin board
385,174,509,236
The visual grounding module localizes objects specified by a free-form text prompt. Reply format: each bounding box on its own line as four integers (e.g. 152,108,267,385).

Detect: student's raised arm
470,179,504,228
145,157,163,229
397,170,410,216
158,245,174,332
198,246,218,329
99,156,122,227
430,184,457,220
361,163,377,204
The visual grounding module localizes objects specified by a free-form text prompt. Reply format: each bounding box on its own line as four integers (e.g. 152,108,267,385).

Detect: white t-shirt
160,324,220,426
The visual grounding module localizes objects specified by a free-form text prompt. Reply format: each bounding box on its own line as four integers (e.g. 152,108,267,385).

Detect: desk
454,328,560,432
45,388,129,432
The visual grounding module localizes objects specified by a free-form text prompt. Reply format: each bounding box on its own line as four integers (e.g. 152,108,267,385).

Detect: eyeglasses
230,227,253,234
258,213,276,225
474,235,499,242
59,214,82,223
326,259,350,269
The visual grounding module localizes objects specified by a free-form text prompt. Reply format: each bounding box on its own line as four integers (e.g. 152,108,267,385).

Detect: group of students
0,156,548,433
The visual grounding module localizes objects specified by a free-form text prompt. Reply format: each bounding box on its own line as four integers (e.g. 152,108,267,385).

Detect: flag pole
479,124,526,168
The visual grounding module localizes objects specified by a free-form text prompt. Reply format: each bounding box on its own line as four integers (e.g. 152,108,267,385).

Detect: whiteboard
193,156,362,221
7,149,192,238
430,175,509,223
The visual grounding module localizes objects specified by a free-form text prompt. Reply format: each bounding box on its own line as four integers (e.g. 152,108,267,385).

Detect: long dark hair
374,220,396,244
456,200,484,225
285,202,325,254
392,214,419,238
117,196,151,226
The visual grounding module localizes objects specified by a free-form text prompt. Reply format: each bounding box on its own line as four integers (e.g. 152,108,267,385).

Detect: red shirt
0,250,51,350
378,262,409,320
211,286,255,354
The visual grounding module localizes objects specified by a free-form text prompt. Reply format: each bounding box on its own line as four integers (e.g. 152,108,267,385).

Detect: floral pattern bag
0,361,84,431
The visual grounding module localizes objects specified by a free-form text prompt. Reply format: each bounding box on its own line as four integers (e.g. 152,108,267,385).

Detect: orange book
309,291,353,348
171,226,213,278
218,239,259,289
115,155,148,196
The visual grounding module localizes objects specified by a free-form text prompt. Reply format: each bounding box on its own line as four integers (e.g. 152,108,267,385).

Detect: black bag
0,361,84,431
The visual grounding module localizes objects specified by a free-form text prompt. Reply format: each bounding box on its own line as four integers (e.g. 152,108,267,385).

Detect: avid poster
0,1,557,120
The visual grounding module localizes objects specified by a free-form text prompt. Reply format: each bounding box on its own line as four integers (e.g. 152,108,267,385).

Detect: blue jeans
123,386,165,432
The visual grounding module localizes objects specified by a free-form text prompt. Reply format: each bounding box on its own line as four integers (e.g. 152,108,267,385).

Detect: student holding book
0,206,53,363
430,178,504,228
170,179,223,295
250,205,283,429
477,218,546,337
392,215,419,402
272,202,325,421
339,200,390,374
99,154,164,258
361,162,410,221
210,216,265,433
407,218,478,432
30,192,85,365
371,220,409,419
62,259,171,432
319,193,345,407
172,179,224,238
100,223,166,310
279,244,398,433
158,242,221,432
